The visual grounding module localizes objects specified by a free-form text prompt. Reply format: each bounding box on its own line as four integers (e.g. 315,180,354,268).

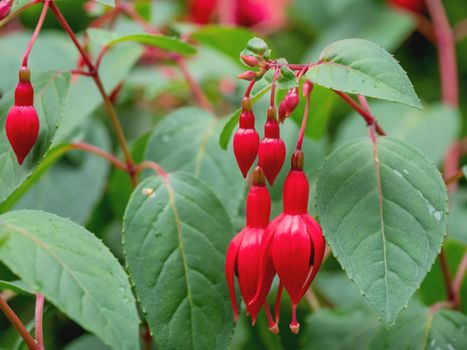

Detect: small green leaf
0,210,140,350
306,39,421,108
191,26,255,63
123,173,235,349
87,29,196,56
246,37,269,55
219,82,272,150
0,71,71,205
316,137,448,325
277,66,298,90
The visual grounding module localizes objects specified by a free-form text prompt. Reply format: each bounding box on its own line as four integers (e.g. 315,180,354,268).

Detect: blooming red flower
252,150,325,333
5,67,39,165
233,98,260,177
258,107,286,185
389,0,425,14
225,167,278,332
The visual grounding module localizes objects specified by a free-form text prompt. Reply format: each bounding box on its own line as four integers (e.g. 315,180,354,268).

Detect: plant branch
439,249,456,303
35,294,44,350
0,295,40,350
69,142,128,171
425,0,459,107
136,160,167,178
445,168,465,186
296,83,312,150
22,0,49,67
334,91,386,135
453,252,467,308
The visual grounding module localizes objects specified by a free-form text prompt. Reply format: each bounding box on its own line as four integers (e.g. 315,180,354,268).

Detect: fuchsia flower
258,107,286,185
233,98,260,177
5,67,39,165
225,167,278,332
278,88,299,123
251,150,325,333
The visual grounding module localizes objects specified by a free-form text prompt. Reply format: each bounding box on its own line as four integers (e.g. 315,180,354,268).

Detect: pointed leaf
316,137,448,325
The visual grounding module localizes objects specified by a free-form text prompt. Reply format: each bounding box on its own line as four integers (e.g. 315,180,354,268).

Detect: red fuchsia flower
388,0,425,14
189,0,217,24
233,98,260,178
0,0,12,20
258,107,286,185
5,67,40,165
278,88,300,123
251,150,325,333
225,167,278,333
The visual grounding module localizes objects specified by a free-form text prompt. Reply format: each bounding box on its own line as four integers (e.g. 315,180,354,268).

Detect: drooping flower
258,107,286,185
278,88,299,123
251,150,325,333
233,97,260,177
5,67,39,165
225,167,278,332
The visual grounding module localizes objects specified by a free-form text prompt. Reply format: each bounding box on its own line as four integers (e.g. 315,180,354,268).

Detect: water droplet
392,169,403,178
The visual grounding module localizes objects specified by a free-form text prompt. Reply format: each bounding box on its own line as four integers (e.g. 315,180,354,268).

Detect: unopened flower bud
241,55,259,67
238,70,257,81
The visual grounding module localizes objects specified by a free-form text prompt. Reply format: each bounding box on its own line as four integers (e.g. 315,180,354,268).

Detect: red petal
6,106,39,165
233,128,259,178
258,137,286,185
225,230,245,321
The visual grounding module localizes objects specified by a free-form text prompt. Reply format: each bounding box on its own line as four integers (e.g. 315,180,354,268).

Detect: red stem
0,296,40,350
22,0,49,67
453,253,467,308
296,87,312,150
136,161,167,178
425,0,459,107
244,79,256,98
439,249,456,303
35,293,44,350
69,142,128,171
269,67,280,107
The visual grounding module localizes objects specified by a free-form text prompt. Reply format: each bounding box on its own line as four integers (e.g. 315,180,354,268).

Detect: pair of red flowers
4,67,40,165
226,98,325,333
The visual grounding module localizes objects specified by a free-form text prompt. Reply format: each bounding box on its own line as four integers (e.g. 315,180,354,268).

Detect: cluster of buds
227,61,325,333
5,67,40,165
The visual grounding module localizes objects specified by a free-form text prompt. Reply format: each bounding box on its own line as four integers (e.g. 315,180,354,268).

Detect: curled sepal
225,231,245,321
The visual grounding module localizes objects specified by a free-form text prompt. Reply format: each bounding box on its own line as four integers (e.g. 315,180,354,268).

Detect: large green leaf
14,120,111,224
191,26,255,63
0,210,140,350
64,335,111,350
123,173,235,349
316,137,448,325
306,39,421,108
336,102,461,165
0,71,71,204
88,29,196,55
145,107,244,213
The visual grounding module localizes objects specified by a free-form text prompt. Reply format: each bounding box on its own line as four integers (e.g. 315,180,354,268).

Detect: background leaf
316,137,448,325
305,39,421,108
0,210,140,350
123,172,235,350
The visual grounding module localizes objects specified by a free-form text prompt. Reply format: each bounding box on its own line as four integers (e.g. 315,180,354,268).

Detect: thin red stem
136,161,167,178
244,79,256,98
453,253,467,308
95,46,108,71
445,168,465,186
0,296,40,350
269,67,280,107
334,91,386,136
35,293,44,350
296,88,312,150
69,142,127,171
22,0,49,67
425,0,459,107
439,249,456,302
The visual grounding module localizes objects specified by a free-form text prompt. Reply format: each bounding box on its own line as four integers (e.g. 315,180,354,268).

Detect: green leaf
370,300,467,349
316,137,448,325
246,37,269,55
88,29,196,56
0,71,71,205
306,39,421,109
191,26,255,63
336,102,461,165
464,165,467,180
219,81,272,150
145,108,244,214
123,173,235,349
0,280,33,295
94,0,115,7
64,335,111,350
0,210,140,350
277,66,298,90
14,120,111,224
448,188,467,245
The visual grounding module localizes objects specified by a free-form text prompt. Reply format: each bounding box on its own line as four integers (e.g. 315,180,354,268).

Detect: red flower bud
233,108,260,177
389,0,425,14
238,70,257,81
241,55,260,67
251,151,325,333
0,0,12,20
278,88,299,123
225,167,278,332
5,67,39,165
258,111,286,185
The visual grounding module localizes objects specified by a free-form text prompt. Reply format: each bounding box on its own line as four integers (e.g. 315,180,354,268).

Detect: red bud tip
241,55,259,67
267,106,276,120
242,97,252,111
251,166,266,186
302,81,313,97
0,0,12,20
291,150,304,170
238,71,257,81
